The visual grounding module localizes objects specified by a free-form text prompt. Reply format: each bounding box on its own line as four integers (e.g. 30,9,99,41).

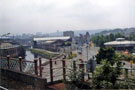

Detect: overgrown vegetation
30,49,57,59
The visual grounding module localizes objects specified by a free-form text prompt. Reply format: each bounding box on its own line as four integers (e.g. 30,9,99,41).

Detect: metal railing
0,56,38,76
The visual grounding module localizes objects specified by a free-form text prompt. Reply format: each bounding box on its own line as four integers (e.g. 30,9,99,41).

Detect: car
78,51,82,54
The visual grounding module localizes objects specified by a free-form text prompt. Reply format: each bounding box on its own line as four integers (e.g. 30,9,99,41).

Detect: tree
110,33,115,41
96,47,116,65
92,47,122,89
91,33,125,47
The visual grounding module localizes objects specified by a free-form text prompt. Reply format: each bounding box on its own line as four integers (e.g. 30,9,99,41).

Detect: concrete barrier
0,68,47,89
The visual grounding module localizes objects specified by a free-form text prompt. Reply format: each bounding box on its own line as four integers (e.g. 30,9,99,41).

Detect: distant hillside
95,27,135,36
91,27,135,47
48,29,104,36
43,27,135,37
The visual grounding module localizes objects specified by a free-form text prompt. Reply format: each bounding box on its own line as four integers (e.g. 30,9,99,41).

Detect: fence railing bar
52,67,63,69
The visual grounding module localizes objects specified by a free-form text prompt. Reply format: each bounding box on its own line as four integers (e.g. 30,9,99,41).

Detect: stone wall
0,68,47,89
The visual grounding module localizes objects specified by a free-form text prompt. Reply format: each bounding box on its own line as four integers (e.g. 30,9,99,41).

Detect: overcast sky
0,0,135,35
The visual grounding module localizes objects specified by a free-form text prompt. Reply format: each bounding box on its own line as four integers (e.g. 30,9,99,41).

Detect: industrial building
33,36,72,52
104,38,135,52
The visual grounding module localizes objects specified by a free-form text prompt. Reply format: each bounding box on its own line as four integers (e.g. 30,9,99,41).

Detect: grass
67,53,77,59
30,49,58,59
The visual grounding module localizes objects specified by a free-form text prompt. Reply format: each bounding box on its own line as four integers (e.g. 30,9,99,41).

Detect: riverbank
29,48,59,59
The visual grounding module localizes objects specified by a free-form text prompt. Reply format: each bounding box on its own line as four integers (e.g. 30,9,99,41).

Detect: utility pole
86,42,89,61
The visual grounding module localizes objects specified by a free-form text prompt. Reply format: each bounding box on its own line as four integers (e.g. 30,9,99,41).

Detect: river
25,50,47,63
25,50,35,61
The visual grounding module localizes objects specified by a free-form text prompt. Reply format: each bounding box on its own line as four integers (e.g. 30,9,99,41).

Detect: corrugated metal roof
33,36,70,41
0,43,19,49
104,40,135,46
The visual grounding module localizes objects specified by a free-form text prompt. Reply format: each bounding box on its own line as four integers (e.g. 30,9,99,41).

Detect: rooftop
0,43,19,49
33,36,70,41
104,40,135,46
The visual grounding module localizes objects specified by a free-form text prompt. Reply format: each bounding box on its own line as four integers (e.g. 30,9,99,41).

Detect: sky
0,0,135,35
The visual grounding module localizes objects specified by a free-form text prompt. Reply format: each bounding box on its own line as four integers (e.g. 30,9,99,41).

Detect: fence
121,67,135,79
40,58,90,83
40,58,66,83
2,55,134,84
0,55,41,76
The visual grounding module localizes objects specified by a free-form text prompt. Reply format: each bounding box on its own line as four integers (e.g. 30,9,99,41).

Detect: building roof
0,43,19,49
104,40,135,46
116,38,125,41
33,36,70,41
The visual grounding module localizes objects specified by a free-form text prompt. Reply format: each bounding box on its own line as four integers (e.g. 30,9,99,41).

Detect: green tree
129,32,135,41
96,47,116,65
110,33,115,41
91,33,125,47
92,48,122,89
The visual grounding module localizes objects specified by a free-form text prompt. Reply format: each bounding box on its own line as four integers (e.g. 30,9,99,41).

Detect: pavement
41,44,99,83
122,61,135,69
41,56,71,83
41,44,135,84
73,45,99,62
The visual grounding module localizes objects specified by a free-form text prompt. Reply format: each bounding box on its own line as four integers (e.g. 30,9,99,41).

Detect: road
74,44,99,62
123,61,135,69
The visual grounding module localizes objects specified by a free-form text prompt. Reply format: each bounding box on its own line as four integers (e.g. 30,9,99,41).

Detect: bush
117,52,135,63
67,53,77,59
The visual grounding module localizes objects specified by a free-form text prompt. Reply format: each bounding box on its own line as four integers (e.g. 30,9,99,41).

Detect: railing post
19,57,22,72
131,63,133,75
62,59,66,81
125,68,128,79
50,58,53,83
79,61,84,81
34,59,38,75
39,57,42,77
73,60,76,71
7,55,10,69
54,60,57,65
73,60,76,79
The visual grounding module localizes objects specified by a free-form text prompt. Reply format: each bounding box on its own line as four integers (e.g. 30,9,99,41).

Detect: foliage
129,32,135,41
91,33,124,47
18,45,26,59
30,49,57,59
115,78,135,89
92,47,123,89
117,52,135,62
92,59,122,89
96,47,116,64
67,51,77,59
65,62,91,90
